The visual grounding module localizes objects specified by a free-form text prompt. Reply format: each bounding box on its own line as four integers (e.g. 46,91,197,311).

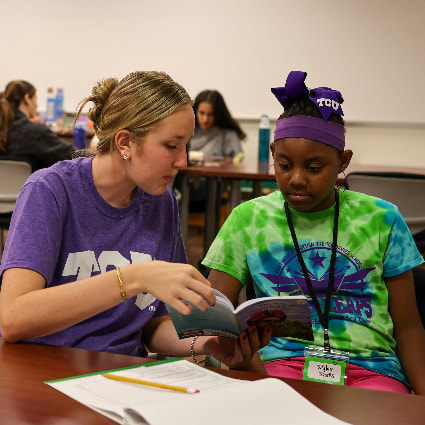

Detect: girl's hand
123,261,215,315
202,326,272,373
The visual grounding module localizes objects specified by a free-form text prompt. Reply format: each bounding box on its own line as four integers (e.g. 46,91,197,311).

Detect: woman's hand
0,261,214,343
201,326,272,373
122,261,215,315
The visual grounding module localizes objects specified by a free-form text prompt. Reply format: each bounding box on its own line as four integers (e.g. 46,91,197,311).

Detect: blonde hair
76,71,192,154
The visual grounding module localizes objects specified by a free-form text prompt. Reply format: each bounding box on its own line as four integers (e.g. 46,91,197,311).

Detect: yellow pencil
103,373,200,394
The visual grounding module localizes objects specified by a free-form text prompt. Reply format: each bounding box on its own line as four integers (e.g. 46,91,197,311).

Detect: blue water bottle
258,114,270,163
73,125,87,149
45,87,56,125
55,88,64,119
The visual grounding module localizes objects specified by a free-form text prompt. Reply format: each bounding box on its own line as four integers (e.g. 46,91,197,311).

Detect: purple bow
271,71,344,122
271,71,308,109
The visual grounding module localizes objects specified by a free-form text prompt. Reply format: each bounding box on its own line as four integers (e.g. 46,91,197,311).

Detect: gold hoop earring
266,163,278,187
266,163,274,182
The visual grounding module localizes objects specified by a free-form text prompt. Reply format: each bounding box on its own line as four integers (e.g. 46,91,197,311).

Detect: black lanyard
284,190,339,351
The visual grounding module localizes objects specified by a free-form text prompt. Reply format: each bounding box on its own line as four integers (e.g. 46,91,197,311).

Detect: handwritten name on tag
303,357,346,385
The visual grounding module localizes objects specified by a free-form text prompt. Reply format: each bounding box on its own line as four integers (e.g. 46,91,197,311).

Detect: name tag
303,357,346,385
303,346,348,385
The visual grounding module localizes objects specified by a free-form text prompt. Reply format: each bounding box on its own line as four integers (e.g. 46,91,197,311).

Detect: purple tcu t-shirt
0,157,187,356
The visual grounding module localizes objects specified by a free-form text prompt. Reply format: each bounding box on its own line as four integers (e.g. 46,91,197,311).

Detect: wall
2,1,425,122
1,0,424,165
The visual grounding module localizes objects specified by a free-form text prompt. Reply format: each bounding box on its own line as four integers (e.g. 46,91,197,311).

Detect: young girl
203,71,425,393
0,71,269,372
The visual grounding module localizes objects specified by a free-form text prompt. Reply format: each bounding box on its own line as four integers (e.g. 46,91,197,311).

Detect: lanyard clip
324,328,330,352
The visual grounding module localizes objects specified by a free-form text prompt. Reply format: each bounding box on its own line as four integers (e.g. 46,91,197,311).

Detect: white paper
47,359,352,425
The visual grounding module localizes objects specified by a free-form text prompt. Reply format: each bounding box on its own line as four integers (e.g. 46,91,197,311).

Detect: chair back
0,160,32,213
345,172,425,236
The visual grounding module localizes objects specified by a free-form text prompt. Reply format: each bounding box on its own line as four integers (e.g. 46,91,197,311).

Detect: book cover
166,289,313,341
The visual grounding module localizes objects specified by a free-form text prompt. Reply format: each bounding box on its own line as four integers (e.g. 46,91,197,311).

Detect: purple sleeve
0,178,63,283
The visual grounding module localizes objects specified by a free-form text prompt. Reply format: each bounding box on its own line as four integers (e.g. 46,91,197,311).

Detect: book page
213,288,236,310
166,290,241,339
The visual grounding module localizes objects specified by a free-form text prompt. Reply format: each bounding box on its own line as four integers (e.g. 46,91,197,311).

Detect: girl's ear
339,149,353,172
23,93,31,105
115,130,133,158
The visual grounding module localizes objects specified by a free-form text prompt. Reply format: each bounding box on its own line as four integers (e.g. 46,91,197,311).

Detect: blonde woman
0,71,270,372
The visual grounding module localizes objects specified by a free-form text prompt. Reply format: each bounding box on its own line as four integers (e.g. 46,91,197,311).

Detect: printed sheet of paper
47,359,352,425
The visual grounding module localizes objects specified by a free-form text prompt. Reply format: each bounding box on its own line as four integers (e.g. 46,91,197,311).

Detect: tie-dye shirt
203,190,423,385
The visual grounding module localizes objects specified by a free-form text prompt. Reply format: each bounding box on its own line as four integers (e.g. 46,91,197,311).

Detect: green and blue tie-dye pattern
203,190,424,385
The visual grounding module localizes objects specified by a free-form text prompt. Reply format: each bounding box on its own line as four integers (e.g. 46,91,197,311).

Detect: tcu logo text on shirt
63,251,153,279
62,250,157,311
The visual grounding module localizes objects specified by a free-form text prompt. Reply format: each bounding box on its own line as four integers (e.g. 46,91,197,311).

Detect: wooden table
179,158,272,250
1,338,424,424
56,129,95,148
178,159,425,254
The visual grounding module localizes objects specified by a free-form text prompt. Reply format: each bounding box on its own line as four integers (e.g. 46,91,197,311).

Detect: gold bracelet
190,336,210,366
116,267,128,302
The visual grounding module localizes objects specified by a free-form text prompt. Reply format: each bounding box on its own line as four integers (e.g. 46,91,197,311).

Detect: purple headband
274,116,345,151
271,71,345,150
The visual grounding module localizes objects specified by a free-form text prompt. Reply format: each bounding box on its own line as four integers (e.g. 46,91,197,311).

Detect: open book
46,358,351,425
166,289,313,340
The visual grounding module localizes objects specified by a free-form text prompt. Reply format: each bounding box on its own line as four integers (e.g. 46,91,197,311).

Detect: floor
186,225,205,272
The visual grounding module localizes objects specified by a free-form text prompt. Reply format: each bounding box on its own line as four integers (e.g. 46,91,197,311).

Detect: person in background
0,80,75,171
191,89,246,158
175,90,246,213
91,89,246,158
202,71,425,393
0,71,270,373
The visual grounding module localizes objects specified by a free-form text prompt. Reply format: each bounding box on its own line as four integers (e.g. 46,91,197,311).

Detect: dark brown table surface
1,338,424,424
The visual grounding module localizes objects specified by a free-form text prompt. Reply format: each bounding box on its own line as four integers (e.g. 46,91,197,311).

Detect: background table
1,338,424,425
178,158,425,254
178,158,272,250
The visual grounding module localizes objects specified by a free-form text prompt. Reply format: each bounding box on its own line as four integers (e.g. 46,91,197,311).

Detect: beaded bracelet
190,336,210,366
116,267,128,302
